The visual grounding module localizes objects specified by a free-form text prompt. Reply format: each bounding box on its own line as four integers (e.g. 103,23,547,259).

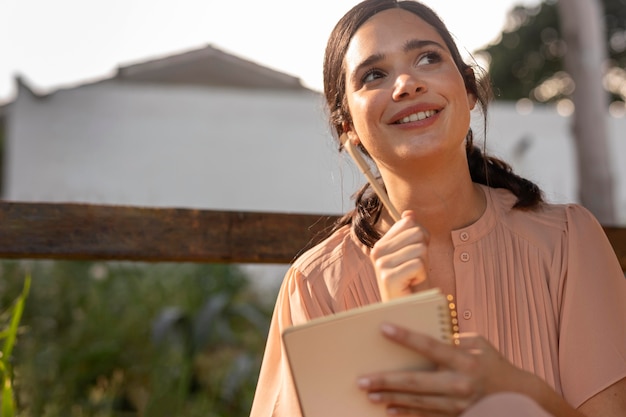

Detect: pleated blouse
249,184,626,417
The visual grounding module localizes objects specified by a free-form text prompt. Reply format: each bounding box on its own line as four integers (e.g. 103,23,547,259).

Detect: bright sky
0,0,542,104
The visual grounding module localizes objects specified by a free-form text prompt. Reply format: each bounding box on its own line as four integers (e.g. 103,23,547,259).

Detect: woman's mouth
395,110,439,124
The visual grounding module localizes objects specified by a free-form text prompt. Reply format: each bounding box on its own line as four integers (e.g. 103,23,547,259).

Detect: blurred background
0,0,625,415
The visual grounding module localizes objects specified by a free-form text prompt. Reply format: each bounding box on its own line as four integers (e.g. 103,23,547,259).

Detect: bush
0,260,272,417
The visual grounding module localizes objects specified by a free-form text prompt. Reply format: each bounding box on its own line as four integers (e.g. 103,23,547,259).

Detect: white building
2,46,358,215
2,45,625,295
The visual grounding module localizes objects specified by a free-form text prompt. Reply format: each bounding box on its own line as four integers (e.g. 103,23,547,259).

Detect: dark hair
322,0,544,247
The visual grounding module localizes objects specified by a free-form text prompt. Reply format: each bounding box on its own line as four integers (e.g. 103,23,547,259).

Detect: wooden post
557,0,617,224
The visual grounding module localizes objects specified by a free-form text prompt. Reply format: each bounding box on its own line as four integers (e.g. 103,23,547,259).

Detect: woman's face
343,8,476,171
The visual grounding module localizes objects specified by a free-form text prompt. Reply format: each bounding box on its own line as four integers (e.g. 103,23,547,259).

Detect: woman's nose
392,73,426,101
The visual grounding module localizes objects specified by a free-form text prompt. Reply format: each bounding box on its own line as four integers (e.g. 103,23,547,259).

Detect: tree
557,0,616,224
480,0,626,106
479,2,563,101
478,0,621,224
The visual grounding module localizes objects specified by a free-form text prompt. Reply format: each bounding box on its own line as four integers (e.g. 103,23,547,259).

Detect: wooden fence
1,201,625,271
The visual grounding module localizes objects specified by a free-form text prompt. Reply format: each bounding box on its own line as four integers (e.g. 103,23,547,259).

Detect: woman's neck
378,168,486,241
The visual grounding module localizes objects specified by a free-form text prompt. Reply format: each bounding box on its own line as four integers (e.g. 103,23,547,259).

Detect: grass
0,275,31,417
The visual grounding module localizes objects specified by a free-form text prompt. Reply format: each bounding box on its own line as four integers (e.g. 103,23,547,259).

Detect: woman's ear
342,122,361,145
463,67,478,110
468,92,478,110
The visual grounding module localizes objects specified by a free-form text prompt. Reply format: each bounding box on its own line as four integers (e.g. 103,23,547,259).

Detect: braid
330,181,384,248
353,183,384,247
465,131,544,209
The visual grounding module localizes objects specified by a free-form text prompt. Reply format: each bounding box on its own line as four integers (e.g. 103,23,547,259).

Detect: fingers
358,328,519,415
358,369,475,415
367,388,473,416
372,211,430,301
359,368,474,398
374,211,429,249
375,247,428,301
373,235,428,281
380,325,487,371
400,210,430,242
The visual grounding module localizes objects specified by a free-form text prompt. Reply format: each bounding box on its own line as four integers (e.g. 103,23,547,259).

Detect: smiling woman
342,9,476,177
250,1,626,416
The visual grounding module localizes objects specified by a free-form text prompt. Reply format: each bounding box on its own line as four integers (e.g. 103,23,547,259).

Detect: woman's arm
577,377,626,416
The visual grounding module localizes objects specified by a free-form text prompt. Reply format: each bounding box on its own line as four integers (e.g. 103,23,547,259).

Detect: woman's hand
357,324,533,416
371,210,429,301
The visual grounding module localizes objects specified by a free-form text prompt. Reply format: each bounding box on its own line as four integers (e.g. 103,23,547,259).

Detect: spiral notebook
282,288,459,417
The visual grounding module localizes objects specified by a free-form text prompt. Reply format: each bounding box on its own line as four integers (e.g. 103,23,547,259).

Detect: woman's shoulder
284,224,378,311
486,186,603,242
292,224,369,277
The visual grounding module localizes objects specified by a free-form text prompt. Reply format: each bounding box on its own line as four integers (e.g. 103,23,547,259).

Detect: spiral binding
440,294,461,345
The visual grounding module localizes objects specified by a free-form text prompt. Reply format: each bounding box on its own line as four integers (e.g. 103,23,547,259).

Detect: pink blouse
249,185,626,416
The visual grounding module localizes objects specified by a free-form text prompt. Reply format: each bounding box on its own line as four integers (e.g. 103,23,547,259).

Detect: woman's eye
417,51,442,66
362,69,385,84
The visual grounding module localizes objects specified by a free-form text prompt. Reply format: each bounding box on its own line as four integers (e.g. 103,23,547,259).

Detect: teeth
398,110,437,124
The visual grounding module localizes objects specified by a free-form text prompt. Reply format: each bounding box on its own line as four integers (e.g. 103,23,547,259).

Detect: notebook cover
283,288,455,417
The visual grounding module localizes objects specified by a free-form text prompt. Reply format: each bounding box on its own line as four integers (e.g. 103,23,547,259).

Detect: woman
250,0,626,415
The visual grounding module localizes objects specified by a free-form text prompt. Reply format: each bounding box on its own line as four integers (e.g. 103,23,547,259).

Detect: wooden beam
0,202,625,272
604,226,626,272
0,201,338,264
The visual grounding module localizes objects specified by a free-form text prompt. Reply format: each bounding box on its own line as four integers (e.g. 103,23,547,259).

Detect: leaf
0,275,31,417
1,378,14,417
220,353,254,401
192,293,230,349
2,275,31,362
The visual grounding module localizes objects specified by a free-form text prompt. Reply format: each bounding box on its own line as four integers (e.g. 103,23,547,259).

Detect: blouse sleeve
249,265,330,417
558,204,626,408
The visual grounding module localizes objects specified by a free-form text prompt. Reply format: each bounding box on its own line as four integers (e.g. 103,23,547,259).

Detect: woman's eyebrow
349,52,385,83
403,38,445,53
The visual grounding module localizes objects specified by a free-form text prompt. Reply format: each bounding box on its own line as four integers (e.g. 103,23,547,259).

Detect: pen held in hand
340,133,402,222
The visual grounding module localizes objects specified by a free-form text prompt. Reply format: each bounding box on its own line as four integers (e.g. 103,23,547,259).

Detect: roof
114,44,307,91
0,44,312,126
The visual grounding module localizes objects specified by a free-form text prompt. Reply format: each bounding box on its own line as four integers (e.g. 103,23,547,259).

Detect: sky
0,0,542,104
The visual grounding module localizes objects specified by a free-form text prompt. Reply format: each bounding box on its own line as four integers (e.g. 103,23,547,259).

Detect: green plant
0,275,31,417
0,260,273,417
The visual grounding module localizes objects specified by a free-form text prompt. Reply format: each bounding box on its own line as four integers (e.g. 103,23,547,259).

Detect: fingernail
368,392,382,402
381,323,397,336
357,378,370,388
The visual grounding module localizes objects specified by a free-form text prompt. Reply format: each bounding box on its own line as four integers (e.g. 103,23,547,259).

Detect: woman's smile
394,109,438,124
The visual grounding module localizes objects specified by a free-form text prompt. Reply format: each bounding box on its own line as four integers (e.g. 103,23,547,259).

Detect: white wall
5,81,362,215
